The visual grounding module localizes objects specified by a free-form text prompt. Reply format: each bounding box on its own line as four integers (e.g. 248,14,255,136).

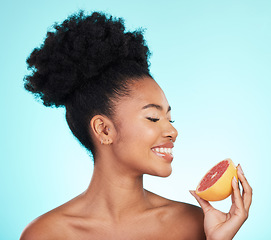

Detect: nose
163,122,178,142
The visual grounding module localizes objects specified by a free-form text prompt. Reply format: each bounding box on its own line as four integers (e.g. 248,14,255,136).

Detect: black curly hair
24,11,152,157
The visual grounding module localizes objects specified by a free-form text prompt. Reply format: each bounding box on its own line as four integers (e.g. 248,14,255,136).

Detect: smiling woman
20,10,252,240
107,77,178,178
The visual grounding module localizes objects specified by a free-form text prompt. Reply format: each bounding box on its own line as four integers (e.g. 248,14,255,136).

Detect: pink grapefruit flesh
195,158,238,201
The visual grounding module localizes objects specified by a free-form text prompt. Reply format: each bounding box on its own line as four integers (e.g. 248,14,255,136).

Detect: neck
82,157,151,222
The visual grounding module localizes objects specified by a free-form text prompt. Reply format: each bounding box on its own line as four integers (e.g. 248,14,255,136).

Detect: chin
150,166,172,178
159,170,172,178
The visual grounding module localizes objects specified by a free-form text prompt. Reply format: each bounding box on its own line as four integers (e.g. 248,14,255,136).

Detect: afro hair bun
24,11,151,107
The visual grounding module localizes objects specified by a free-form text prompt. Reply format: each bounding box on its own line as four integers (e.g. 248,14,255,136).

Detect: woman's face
111,77,178,178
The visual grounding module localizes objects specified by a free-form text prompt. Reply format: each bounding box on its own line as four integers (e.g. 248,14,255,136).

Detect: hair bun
24,11,150,107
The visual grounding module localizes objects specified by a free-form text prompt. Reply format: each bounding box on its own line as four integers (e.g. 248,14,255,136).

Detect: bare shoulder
170,200,204,226
20,210,69,240
146,189,204,218
146,190,206,239
170,200,206,239
20,192,99,240
20,192,90,240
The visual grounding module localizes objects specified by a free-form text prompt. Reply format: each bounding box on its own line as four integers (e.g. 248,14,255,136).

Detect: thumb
189,190,213,214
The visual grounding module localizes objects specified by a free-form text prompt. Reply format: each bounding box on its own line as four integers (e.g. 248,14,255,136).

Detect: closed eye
147,117,175,123
147,117,160,122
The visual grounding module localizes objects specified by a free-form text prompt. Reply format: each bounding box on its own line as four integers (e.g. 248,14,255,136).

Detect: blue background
1,0,270,239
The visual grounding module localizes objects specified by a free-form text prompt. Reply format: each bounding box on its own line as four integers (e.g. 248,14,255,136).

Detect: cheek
113,120,159,158
112,121,172,176
122,121,158,145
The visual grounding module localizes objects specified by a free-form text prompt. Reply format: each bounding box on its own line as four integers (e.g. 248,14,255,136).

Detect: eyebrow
142,104,171,113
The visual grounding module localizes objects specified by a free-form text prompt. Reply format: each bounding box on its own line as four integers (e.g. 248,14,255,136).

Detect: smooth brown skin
20,77,252,240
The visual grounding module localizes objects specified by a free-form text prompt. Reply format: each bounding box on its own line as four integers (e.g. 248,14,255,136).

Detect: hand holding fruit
190,163,252,240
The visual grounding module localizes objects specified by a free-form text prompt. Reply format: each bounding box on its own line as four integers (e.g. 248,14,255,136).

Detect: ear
90,115,114,145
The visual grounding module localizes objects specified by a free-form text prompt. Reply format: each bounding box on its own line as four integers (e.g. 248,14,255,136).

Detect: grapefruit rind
195,158,238,201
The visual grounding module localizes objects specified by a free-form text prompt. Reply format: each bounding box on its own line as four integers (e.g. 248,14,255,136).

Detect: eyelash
147,117,175,123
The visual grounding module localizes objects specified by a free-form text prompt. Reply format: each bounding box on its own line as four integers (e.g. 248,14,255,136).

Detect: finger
237,165,253,212
231,185,236,204
189,190,213,214
231,176,244,209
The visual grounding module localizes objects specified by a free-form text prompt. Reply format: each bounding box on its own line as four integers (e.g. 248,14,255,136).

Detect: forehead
115,77,169,112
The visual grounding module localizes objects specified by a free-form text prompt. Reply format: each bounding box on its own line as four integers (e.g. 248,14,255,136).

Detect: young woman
20,11,252,240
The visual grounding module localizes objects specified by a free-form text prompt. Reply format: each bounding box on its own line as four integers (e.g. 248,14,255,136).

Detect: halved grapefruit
195,158,238,201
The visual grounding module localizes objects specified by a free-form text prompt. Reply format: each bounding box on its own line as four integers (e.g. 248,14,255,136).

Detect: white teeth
153,148,173,154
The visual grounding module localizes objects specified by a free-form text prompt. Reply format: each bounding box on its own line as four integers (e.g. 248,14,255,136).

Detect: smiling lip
151,142,174,163
152,142,174,149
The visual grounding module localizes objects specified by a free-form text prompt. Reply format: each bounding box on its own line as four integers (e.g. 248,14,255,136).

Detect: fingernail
189,190,194,195
233,176,238,183
238,165,244,175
